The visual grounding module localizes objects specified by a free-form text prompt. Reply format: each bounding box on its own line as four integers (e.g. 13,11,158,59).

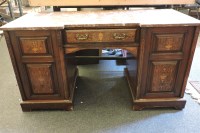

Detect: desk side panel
4,31,26,100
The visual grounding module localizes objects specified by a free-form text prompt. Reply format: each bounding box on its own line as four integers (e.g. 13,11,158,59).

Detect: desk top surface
28,0,195,6
1,9,200,30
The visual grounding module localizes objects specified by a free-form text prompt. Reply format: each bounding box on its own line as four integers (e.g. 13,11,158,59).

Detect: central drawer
65,29,137,43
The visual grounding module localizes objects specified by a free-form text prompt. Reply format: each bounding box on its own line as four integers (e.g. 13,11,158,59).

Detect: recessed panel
154,34,184,52
150,61,178,92
20,37,48,54
26,64,55,94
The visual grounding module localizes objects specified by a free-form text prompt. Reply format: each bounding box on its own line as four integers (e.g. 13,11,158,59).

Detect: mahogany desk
1,9,200,111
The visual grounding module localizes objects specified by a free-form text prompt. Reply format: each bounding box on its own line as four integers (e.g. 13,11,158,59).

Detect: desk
1,9,200,111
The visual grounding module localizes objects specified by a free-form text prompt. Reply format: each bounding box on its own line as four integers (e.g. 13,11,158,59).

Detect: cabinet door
139,27,195,98
145,61,184,98
24,63,61,98
9,31,67,100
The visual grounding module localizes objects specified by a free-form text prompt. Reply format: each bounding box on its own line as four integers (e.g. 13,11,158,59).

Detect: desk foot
133,99,186,111
20,100,73,112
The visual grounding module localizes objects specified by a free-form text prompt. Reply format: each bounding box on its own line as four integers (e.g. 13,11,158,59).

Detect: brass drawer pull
76,34,88,41
113,33,127,40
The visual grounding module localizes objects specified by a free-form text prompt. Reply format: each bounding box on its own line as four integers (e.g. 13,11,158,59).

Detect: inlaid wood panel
26,64,55,94
150,61,177,92
65,29,137,43
20,37,48,54
153,34,184,52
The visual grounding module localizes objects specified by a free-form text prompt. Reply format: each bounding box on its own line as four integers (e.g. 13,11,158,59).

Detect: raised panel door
26,64,57,95
149,61,177,92
143,61,182,98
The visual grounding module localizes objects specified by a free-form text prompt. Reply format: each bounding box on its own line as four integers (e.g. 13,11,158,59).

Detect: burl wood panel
150,61,177,92
28,0,195,6
66,29,136,43
154,34,184,52
26,64,55,94
20,37,48,54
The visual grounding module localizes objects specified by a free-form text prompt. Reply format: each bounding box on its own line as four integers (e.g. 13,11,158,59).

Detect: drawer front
152,34,184,52
65,29,137,43
19,37,53,55
20,37,47,54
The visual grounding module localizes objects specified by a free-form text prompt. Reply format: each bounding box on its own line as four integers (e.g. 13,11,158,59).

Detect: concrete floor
0,34,200,133
189,36,200,81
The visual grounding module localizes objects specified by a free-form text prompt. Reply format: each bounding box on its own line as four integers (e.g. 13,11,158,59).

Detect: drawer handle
113,33,127,40
76,34,88,41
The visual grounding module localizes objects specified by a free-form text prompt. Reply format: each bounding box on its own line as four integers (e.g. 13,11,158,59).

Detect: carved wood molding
65,48,86,54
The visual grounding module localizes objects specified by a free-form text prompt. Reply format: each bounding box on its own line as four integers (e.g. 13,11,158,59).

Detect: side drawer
19,37,49,54
153,34,184,52
65,29,137,43
151,30,186,53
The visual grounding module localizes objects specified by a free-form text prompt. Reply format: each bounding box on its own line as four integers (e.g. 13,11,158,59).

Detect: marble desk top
1,9,200,30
